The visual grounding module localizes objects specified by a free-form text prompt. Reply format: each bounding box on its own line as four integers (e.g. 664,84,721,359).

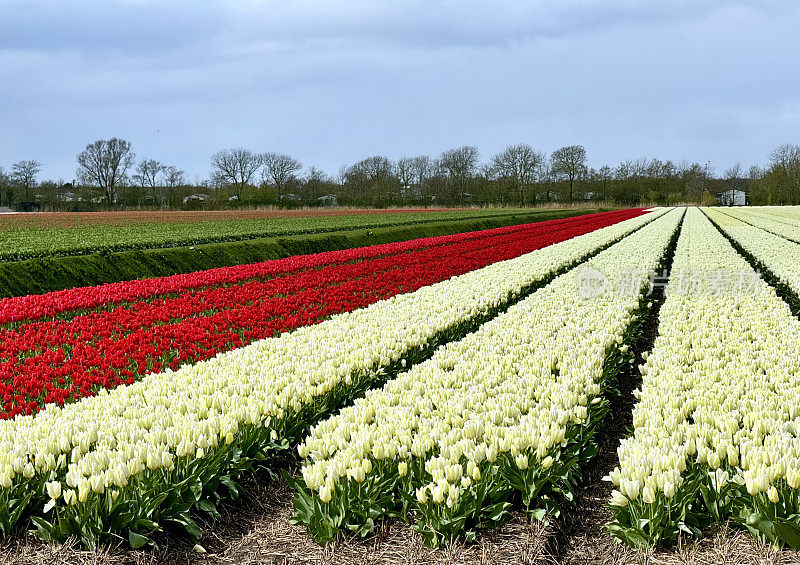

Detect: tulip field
0,208,640,418
0,206,798,561
0,208,538,260
609,208,800,549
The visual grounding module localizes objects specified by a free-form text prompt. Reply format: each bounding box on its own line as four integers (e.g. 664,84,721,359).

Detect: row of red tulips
0,211,636,326
0,209,644,418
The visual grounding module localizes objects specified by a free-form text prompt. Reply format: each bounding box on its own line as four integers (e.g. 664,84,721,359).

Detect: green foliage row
0,209,596,298
0,209,538,261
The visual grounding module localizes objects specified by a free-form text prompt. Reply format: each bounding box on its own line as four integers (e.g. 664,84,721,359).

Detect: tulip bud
642,485,656,504
472,465,481,481
46,481,62,500
786,470,800,490
78,479,90,503
91,474,105,494
768,485,780,504
432,485,445,504
318,485,332,504
64,489,77,506
609,490,629,507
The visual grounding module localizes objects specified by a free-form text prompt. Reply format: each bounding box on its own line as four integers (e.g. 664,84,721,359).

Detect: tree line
1,139,797,211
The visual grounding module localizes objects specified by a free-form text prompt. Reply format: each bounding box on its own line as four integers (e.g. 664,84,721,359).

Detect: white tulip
611,208,800,528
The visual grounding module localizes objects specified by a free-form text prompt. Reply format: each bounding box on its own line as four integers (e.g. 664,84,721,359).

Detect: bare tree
76,138,135,204
11,160,42,201
597,165,613,200
395,157,415,199
132,159,165,199
550,145,587,202
343,156,398,204
724,163,742,185
210,148,262,199
163,166,185,188
410,155,435,201
304,166,334,202
489,143,544,205
769,144,800,174
532,160,551,203
439,146,479,204
162,166,185,207
261,153,302,197
411,156,434,185
0,166,14,207
765,144,800,204
719,163,745,205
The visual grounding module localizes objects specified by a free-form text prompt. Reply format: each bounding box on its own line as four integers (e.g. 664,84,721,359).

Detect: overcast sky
1,0,797,182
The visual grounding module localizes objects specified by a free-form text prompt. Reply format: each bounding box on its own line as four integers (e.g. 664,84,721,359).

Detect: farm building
717,188,747,206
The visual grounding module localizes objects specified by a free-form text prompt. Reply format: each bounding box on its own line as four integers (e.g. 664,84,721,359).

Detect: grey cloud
0,0,796,181
1,0,779,55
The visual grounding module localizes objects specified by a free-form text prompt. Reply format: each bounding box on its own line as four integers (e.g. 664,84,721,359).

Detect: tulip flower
294,209,682,544
609,208,800,549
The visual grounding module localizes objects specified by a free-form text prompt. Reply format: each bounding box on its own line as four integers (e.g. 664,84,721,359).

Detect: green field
0,208,601,296
0,208,540,261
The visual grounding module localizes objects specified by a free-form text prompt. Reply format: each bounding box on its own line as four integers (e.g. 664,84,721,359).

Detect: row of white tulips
608,208,800,549
735,206,800,226
716,207,799,244
293,208,684,546
757,206,800,220
0,209,667,547
703,207,800,307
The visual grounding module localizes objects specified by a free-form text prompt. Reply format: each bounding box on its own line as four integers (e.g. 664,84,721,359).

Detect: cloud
1,0,776,55
0,0,796,180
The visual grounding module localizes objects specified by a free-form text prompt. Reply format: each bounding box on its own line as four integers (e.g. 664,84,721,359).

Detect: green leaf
134,518,160,532
485,502,510,522
219,475,241,499
30,516,54,542
775,518,800,550
182,517,203,541
167,515,203,541
128,530,151,549
607,523,649,548
291,488,315,525
197,500,217,514
530,508,547,521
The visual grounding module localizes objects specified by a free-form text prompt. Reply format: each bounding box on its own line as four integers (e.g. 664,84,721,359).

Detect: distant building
317,194,338,207
717,189,747,206
183,193,210,204
279,193,302,202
